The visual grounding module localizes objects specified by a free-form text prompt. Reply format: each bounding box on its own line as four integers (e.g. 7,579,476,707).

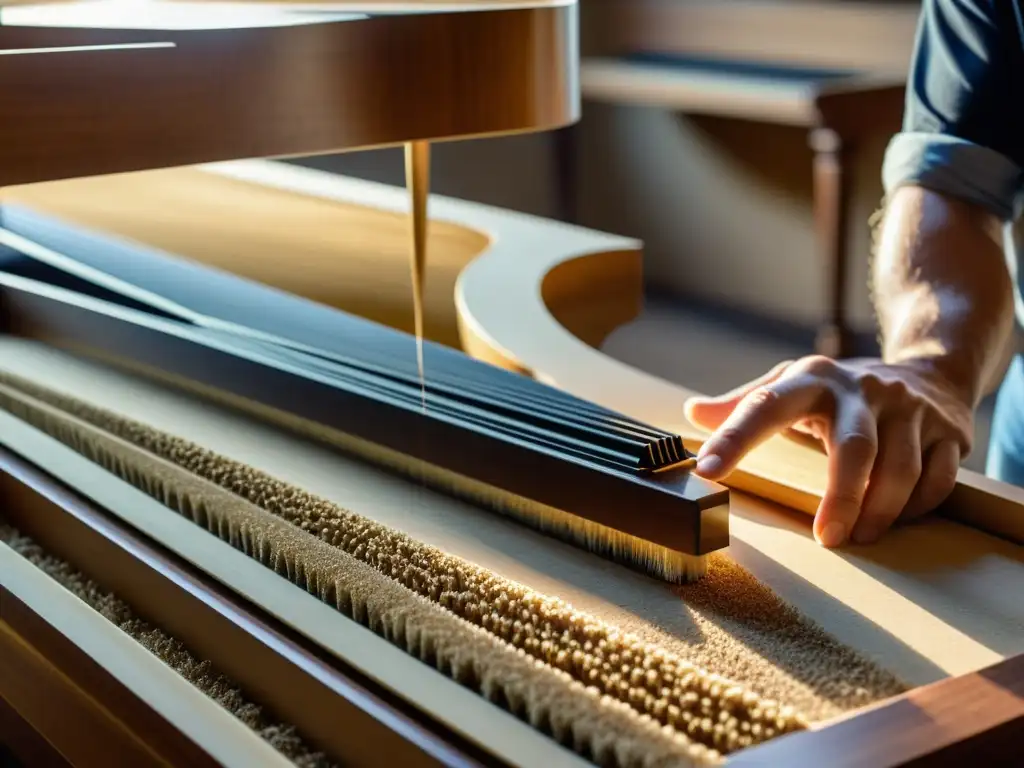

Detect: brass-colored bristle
39,349,707,584
494,498,708,584
0,373,808,765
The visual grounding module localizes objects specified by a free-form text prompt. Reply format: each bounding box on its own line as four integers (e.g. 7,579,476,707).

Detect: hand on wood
683,356,974,548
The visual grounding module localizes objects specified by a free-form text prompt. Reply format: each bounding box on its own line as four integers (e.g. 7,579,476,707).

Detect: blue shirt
882,2,1024,485
883,1,1024,223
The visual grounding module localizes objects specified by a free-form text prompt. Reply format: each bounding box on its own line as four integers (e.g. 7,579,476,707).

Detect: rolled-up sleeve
882,0,1024,220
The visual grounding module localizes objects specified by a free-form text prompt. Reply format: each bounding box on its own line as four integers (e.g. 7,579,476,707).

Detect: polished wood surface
731,652,1024,766
0,1,578,186
1,168,489,348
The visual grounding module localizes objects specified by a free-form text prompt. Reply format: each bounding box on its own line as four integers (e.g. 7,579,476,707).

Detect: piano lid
0,0,580,186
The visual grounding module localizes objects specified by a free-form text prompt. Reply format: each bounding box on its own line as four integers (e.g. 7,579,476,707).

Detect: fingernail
696,454,723,477
818,522,847,548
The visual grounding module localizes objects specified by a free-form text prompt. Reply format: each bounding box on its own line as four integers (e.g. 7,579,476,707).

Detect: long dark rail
0,208,729,557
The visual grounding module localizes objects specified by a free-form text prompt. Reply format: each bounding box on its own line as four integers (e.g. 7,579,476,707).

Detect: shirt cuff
882,132,1023,221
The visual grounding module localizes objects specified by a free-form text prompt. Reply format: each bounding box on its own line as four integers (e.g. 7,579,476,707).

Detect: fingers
693,374,825,479
814,398,878,548
684,360,793,432
687,358,965,548
903,439,961,520
851,409,924,545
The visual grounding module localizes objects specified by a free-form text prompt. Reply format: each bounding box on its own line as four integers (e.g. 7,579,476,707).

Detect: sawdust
673,554,907,718
0,524,334,768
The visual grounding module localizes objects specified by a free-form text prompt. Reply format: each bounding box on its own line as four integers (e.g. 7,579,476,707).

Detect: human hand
683,356,973,547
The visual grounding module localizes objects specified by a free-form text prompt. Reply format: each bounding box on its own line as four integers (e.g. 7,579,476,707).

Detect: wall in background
297,100,891,339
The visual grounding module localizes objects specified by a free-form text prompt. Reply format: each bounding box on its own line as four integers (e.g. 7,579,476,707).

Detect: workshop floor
602,294,994,474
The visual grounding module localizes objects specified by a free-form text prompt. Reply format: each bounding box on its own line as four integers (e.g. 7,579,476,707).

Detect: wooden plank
0,447,488,768
731,653,1024,766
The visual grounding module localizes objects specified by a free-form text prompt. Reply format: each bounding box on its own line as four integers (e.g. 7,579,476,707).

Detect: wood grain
0,2,577,186
731,653,1024,766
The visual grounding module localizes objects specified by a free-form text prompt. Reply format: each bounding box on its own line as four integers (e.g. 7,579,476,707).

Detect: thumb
684,360,794,432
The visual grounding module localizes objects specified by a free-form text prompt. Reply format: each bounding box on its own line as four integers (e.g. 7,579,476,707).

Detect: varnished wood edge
0,4,579,186
730,651,1024,767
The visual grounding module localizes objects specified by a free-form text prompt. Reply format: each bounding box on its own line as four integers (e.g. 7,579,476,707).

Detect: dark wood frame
732,653,1024,766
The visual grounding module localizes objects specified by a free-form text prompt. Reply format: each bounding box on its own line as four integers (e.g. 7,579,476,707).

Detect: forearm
873,185,1016,408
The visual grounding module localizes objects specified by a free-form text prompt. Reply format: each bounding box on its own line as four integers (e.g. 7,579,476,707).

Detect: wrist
885,347,980,409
